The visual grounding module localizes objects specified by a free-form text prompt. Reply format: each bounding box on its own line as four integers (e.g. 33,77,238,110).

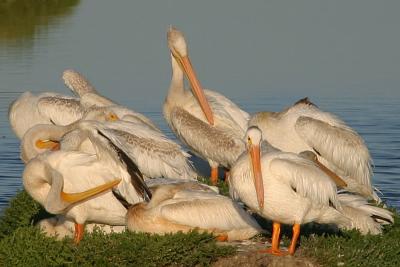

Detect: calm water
0,1,399,212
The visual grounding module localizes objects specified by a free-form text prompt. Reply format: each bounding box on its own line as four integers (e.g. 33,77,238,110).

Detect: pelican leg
210,167,219,185
258,222,288,256
288,223,300,255
215,233,229,242
74,223,84,244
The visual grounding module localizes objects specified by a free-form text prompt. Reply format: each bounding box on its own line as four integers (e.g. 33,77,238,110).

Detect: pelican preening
164,27,249,184
230,127,393,255
249,97,378,201
127,181,262,241
21,113,197,180
23,120,155,243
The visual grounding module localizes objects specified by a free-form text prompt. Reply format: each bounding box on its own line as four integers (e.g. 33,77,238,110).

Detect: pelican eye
247,137,252,146
107,113,119,121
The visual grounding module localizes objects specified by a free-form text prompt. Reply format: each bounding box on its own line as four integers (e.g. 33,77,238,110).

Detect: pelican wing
107,105,160,132
62,69,98,97
37,96,84,125
295,116,372,189
170,107,245,168
94,127,152,201
80,92,116,108
184,89,249,135
96,120,196,179
160,191,260,230
269,154,339,208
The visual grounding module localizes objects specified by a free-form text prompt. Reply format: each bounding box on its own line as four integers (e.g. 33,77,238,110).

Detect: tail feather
338,193,393,235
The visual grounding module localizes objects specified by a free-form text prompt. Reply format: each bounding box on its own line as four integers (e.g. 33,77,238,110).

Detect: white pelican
21,116,197,180
8,91,84,139
249,97,377,201
229,127,393,255
62,69,160,132
164,27,249,184
23,120,153,243
37,215,125,240
126,181,262,241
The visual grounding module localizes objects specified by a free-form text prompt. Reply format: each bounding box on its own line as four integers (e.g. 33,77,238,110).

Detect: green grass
1,188,399,267
299,215,400,267
0,190,235,266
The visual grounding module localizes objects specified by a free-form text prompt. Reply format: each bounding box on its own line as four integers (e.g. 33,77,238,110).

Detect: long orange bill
35,139,60,151
180,55,214,125
249,144,264,209
61,179,121,204
315,160,348,188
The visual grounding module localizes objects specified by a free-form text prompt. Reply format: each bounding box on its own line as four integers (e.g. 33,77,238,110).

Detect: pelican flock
8,26,394,257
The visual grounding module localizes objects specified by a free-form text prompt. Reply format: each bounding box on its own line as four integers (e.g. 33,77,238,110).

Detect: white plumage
23,151,133,243
98,120,197,180
127,181,262,241
21,116,197,180
62,69,160,131
229,127,393,255
8,91,83,139
164,27,248,183
249,98,376,200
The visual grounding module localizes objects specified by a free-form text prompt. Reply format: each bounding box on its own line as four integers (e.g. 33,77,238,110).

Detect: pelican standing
127,181,262,241
229,127,393,255
249,97,377,200
164,27,249,184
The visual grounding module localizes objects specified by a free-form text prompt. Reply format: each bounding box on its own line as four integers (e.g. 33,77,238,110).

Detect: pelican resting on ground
126,181,262,241
164,27,249,184
249,97,378,201
37,215,125,240
229,127,393,255
23,121,152,243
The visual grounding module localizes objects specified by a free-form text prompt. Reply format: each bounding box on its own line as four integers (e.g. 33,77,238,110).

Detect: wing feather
295,116,372,189
269,155,339,208
170,107,244,167
184,89,249,134
160,193,260,230
97,121,197,179
62,69,98,97
37,97,84,125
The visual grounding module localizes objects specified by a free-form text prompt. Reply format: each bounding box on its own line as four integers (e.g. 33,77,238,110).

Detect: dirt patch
213,239,319,267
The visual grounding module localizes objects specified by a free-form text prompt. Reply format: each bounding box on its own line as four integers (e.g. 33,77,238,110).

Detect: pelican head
167,26,214,125
167,26,188,58
245,126,264,209
83,107,119,122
